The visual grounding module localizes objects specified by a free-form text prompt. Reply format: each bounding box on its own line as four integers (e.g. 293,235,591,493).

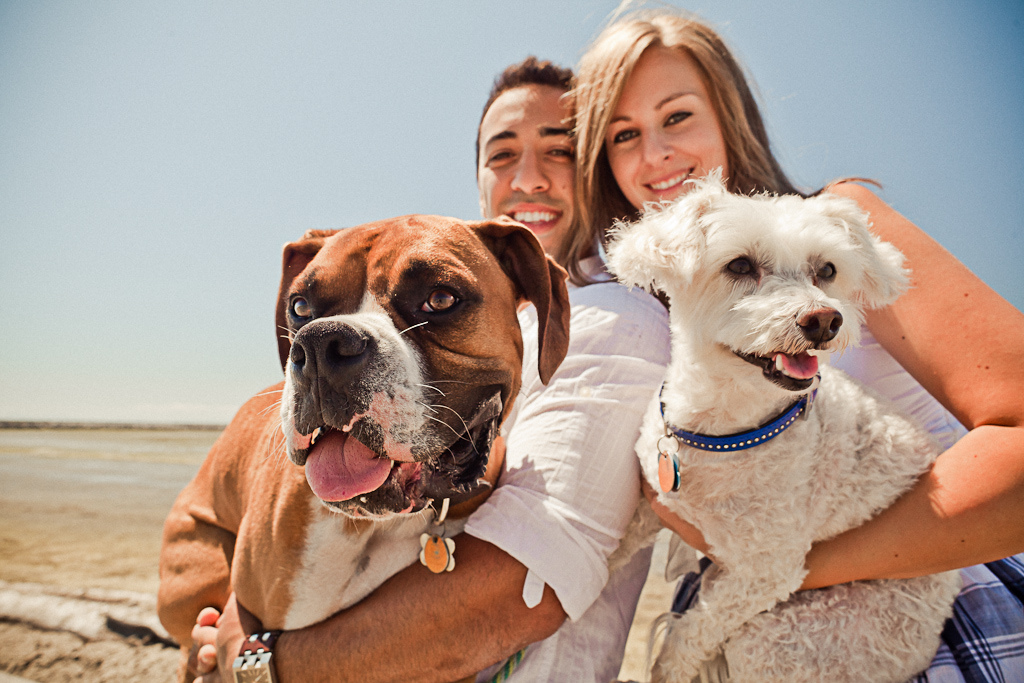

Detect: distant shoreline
0,420,226,432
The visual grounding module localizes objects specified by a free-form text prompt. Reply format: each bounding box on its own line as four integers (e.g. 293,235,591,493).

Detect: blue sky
2,1,1021,424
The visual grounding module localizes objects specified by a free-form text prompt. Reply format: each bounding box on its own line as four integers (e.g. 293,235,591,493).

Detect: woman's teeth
649,172,690,191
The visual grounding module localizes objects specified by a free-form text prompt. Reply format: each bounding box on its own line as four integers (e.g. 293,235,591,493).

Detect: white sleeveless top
832,326,966,451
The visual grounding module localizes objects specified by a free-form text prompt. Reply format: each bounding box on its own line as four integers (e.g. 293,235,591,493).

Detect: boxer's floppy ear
471,217,571,384
275,229,340,371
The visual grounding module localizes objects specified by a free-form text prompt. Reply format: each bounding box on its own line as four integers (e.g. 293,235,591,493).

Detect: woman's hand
640,477,713,559
190,594,256,683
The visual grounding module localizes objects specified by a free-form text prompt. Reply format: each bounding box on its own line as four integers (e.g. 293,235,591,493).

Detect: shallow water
0,428,221,465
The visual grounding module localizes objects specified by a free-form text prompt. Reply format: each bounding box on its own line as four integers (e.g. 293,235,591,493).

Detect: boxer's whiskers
398,321,429,335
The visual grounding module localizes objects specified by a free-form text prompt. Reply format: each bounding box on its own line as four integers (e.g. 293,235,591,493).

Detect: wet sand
0,427,673,682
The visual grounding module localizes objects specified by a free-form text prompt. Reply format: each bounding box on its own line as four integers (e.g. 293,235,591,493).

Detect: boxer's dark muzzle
285,317,502,518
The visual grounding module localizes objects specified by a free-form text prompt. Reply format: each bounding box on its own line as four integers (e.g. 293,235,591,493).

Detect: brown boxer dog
157,215,570,674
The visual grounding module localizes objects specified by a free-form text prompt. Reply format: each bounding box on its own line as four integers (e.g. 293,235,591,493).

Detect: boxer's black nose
290,320,374,380
797,308,843,344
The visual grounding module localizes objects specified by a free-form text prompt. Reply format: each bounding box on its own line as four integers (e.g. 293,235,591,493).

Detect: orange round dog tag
420,534,455,573
659,451,680,492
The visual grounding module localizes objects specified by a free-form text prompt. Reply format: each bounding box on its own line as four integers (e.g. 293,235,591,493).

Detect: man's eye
421,290,458,313
727,257,755,276
291,297,312,318
550,148,575,159
612,129,638,144
487,151,513,165
666,111,692,126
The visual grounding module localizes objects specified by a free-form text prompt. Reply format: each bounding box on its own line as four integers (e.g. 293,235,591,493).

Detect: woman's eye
727,257,754,276
421,290,458,313
818,262,837,280
291,297,312,318
612,129,638,144
666,111,692,126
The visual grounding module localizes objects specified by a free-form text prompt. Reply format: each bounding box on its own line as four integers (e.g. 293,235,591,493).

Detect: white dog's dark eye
421,289,457,312
291,297,312,318
727,257,755,276
818,263,837,280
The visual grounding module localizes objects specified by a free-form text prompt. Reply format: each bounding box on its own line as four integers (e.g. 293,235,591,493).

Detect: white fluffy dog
606,175,961,683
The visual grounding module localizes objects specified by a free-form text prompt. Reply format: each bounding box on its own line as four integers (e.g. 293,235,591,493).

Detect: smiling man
476,57,576,261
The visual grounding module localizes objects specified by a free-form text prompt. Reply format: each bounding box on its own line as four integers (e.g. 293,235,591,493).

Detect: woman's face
605,45,729,211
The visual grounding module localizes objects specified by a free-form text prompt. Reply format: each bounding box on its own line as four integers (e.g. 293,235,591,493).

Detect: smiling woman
604,45,730,209
573,7,1024,682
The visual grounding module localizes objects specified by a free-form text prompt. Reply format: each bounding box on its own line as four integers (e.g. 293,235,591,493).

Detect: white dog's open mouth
736,350,820,391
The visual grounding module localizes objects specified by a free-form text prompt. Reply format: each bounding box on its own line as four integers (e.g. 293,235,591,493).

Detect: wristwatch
232,631,281,683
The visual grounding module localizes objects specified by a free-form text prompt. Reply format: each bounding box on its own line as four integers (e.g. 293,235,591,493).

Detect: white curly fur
607,175,961,683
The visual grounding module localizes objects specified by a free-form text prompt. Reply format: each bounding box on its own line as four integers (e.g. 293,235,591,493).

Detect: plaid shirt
672,554,1024,682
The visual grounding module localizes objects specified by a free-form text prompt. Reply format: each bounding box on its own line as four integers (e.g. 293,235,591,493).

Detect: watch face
233,653,277,683
233,668,274,683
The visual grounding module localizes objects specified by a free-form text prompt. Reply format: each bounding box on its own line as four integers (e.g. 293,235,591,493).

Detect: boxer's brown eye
421,290,457,312
291,297,312,318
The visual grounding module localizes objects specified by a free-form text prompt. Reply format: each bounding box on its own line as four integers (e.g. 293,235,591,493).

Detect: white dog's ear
606,176,726,291
814,193,910,309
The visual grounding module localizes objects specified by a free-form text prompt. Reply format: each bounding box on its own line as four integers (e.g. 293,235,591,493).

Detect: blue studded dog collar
659,380,818,453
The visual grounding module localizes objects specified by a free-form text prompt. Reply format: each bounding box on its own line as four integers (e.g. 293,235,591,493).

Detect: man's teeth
650,172,689,191
513,211,556,224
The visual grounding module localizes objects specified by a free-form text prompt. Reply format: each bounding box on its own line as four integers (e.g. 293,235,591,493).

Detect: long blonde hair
567,9,800,272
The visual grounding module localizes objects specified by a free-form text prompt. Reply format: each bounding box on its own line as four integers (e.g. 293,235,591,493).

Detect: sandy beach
0,426,675,682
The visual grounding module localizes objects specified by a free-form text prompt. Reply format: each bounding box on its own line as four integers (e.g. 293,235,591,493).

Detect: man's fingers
195,643,219,675
191,623,218,648
196,606,221,627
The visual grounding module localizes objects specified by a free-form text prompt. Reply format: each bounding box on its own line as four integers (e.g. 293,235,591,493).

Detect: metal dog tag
658,450,681,492
420,534,455,573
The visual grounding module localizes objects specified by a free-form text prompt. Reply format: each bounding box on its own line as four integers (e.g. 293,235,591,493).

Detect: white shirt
465,256,671,682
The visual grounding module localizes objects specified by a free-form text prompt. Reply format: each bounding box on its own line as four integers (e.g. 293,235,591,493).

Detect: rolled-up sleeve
464,281,670,620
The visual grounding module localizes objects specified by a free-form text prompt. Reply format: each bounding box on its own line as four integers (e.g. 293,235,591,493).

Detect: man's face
477,84,575,256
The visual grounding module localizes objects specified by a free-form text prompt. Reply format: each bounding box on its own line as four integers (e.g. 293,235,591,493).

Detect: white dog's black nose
798,309,843,344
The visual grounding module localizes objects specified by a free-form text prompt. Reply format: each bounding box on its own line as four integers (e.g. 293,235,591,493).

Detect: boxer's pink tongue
305,431,392,502
774,352,819,380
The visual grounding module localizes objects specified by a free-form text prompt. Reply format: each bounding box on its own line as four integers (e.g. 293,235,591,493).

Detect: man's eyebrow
540,126,571,138
483,130,517,148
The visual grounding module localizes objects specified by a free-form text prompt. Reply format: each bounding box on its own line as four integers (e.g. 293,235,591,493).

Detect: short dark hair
476,56,574,168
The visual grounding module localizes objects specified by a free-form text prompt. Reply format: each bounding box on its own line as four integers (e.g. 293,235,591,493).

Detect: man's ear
275,229,339,371
470,216,571,384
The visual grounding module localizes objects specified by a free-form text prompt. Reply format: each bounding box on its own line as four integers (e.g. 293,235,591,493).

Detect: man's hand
191,594,255,683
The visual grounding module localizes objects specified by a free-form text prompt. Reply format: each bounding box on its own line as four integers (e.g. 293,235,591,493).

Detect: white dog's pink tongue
305,431,392,502
775,352,819,380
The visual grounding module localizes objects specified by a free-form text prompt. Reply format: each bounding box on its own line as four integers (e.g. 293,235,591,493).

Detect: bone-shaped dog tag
420,534,455,573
